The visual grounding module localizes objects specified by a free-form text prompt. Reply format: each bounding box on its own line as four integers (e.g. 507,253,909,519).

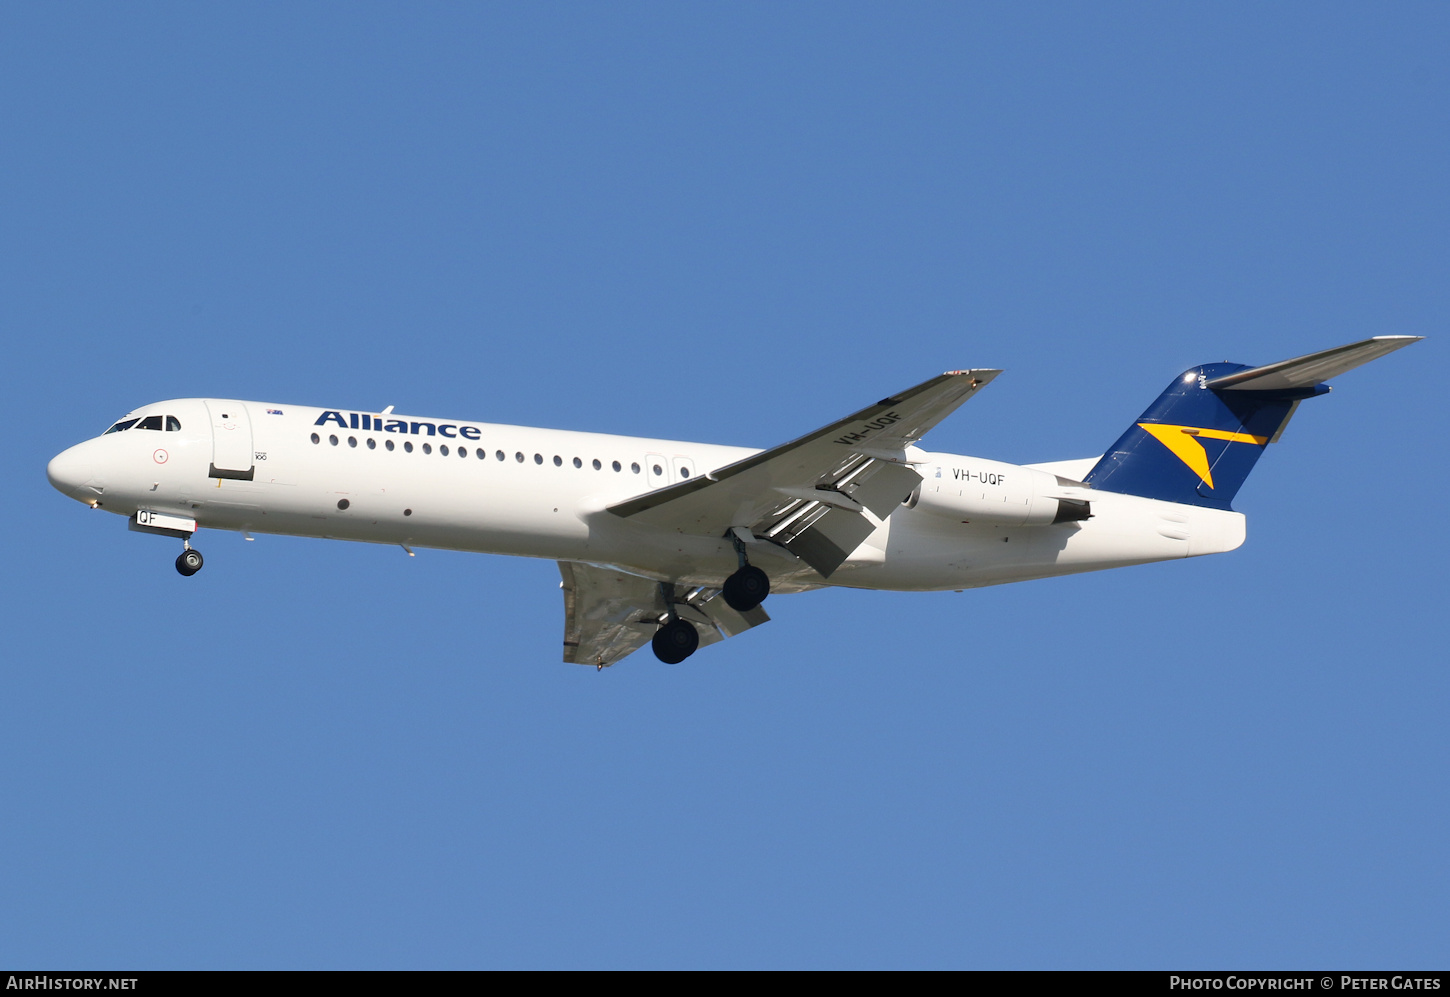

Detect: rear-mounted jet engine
905,458,1092,526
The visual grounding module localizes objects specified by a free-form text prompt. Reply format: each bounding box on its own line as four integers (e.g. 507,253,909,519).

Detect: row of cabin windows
308,433,690,479
105,415,182,434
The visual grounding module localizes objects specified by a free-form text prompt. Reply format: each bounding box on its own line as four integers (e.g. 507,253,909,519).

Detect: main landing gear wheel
652,618,699,664
722,564,770,612
176,549,204,576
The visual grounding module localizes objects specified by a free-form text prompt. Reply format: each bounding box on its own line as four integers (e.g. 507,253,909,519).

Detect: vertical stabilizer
1083,337,1420,509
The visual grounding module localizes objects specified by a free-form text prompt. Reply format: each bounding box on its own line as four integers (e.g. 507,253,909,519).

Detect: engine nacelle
905,456,1091,526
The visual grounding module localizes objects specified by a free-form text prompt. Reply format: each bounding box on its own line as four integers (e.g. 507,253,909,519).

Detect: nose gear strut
175,542,204,577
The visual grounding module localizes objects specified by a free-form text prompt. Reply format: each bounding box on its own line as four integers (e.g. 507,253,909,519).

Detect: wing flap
700,592,769,637
777,508,879,577
848,460,923,518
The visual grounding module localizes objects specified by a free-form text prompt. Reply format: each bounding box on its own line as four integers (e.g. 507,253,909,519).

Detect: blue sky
2,3,1446,969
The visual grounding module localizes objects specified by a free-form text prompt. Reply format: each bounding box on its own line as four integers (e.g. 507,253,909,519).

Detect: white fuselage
47,398,1246,594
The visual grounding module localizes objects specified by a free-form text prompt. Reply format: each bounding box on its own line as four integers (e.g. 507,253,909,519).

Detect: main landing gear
652,618,699,664
723,565,769,612
175,542,204,577
652,581,702,664
649,536,773,664
722,530,770,612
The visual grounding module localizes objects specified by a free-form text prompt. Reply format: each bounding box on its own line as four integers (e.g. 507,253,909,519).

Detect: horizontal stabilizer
1204,336,1422,392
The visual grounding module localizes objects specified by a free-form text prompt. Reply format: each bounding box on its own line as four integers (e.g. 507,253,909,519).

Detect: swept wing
608,369,999,576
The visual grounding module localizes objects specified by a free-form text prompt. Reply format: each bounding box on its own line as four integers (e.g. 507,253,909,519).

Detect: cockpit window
136,416,164,431
103,418,139,435
166,416,181,431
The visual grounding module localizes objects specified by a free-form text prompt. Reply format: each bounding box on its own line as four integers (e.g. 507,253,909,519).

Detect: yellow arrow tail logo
1137,424,1268,490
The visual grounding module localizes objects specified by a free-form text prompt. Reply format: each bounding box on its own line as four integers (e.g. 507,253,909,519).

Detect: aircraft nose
47,445,102,503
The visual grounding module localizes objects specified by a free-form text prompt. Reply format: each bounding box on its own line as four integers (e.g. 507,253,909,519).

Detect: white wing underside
558,561,769,668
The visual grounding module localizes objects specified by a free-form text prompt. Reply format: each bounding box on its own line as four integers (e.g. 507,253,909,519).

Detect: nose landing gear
175,543,204,577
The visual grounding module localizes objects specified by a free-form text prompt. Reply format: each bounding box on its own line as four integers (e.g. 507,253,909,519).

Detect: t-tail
1083,336,1422,510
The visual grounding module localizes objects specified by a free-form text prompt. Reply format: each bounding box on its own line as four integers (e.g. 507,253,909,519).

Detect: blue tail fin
1082,365,1313,509
1082,337,1421,509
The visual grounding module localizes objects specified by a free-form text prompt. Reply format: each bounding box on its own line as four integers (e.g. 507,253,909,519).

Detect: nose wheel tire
652,618,700,664
176,549,204,576
722,564,769,612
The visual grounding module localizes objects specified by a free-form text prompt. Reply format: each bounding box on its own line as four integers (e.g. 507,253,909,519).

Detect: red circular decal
153,449,169,464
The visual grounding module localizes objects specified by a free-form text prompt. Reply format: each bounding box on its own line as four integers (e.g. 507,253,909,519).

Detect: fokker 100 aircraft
49,337,1419,667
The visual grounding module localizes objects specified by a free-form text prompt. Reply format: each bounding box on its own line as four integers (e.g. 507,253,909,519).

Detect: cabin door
205,400,255,480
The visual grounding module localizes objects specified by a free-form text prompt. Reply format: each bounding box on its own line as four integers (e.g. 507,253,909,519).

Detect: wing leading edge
607,369,1000,577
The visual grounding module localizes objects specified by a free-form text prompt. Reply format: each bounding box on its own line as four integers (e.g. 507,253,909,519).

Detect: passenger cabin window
104,419,139,435
136,416,164,431
165,416,181,431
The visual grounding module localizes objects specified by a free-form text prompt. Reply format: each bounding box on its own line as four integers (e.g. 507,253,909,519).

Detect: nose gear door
205,400,255,480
